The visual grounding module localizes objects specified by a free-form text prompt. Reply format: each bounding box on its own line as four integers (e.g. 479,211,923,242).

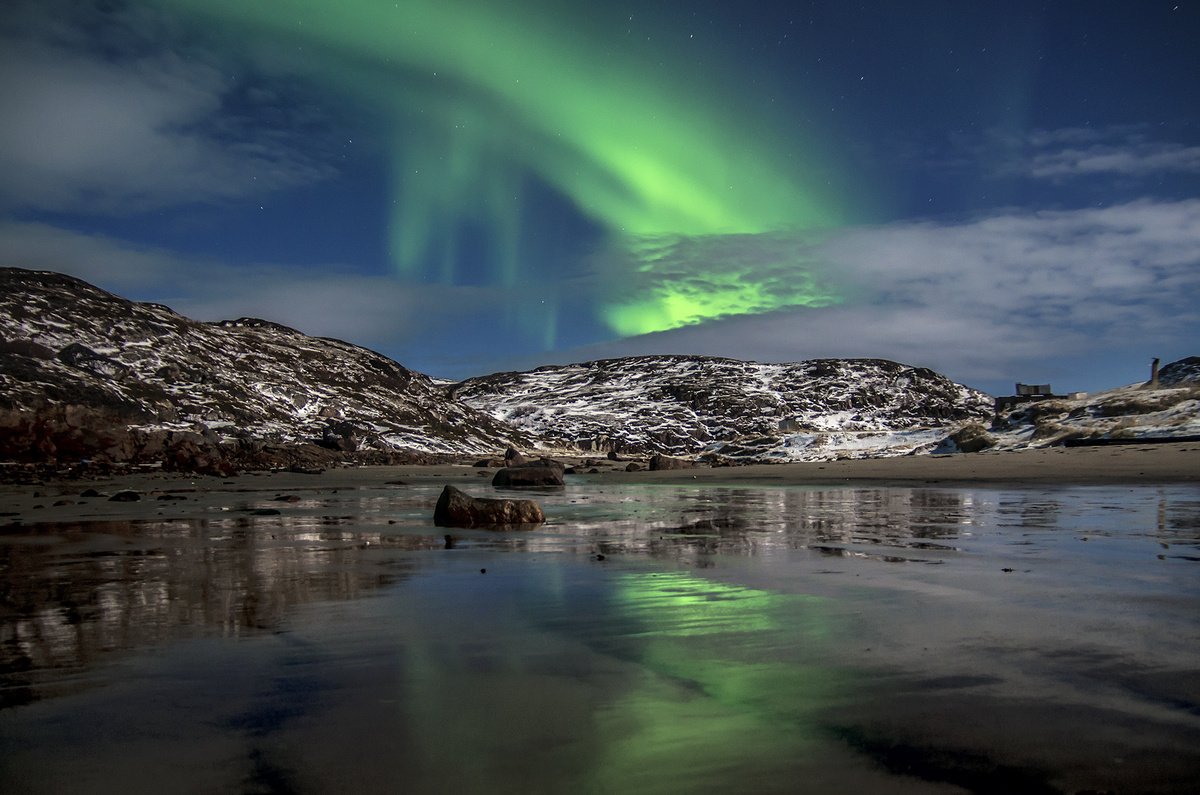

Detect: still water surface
1,477,1198,793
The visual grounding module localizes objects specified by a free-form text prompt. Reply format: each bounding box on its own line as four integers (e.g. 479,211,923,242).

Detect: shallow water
1,477,1199,793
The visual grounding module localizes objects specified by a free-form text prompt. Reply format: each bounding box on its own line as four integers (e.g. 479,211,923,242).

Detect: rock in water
491,459,566,489
649,454,694,471
433,485,545,528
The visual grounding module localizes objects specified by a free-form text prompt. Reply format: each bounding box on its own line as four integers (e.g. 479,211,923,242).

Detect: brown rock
489,458,564,489
433,485,545,528
948,423,997,453
649,454,694,471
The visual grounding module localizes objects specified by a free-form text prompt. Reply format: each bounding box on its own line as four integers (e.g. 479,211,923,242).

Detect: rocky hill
8,267,1187,475
1160,356,1200,387
985,379,1200,450
451,355,994,461
0,268,533,475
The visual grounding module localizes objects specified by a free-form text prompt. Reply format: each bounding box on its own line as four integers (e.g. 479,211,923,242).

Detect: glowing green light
586,570,844,787
154,0,845,339
612,570,785,636
604,259,842,335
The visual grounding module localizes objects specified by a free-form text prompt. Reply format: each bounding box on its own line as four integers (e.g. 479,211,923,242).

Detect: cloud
1001,125,1200,181
596,233,838,336
4,197,1196,392
0,1,335,213
1028,142,1200,179
0,220,524,359
534,199,1200,389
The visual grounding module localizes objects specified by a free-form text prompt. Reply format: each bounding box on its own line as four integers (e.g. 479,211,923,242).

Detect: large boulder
944,423,997,453
1159,356,1200,386
433,485,545,528
492,457,566,488
316,420,361,453
649,454,694,471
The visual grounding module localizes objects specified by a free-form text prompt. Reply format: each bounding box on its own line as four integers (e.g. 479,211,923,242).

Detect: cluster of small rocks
0,402,459,484
433,447,706,530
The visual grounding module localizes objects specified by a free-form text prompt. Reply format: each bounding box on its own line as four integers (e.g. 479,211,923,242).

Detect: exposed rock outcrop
1160,357,1200,387
990,375,1200,448
943,423,997,453
649,454,694,471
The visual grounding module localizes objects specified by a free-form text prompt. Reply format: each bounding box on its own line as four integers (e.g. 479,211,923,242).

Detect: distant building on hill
994,383,1084,414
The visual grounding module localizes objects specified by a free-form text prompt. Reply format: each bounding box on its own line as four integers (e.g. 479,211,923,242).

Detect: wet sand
595,441,1200,486
2,452,1199,793
2,443,1196,520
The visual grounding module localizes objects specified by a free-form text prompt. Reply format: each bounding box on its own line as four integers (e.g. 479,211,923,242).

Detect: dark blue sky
1,0,1196,393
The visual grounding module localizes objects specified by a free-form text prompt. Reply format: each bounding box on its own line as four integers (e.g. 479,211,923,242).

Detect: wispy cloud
1001,125,1200,181
1028,142,1200,179
0,1,336,213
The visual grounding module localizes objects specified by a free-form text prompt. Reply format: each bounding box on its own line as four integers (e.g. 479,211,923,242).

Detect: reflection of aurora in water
385,560,848,792
3,478,1200,793
581,570,843,791
613,570,788,637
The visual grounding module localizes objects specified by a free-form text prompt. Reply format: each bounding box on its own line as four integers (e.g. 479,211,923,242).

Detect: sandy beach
600,441,1200,486
3,444,1199,793
3,443,1197,512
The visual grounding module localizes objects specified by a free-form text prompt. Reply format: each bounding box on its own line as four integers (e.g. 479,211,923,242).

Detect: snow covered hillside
0,268,533,467
452,355,994,461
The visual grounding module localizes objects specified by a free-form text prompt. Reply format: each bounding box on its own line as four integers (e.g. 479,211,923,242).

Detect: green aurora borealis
154,0,845,341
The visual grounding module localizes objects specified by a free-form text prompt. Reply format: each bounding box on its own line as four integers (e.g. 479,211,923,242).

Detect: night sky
1,1,1197,394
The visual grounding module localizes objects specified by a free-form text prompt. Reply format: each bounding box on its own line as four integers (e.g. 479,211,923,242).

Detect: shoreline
2,444,1195,506
596,442,1200,487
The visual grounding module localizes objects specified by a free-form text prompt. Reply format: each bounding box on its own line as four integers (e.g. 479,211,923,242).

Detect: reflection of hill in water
544,487,982,562
0,516,439,704
543,485,1199,564
4,481,1197,708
